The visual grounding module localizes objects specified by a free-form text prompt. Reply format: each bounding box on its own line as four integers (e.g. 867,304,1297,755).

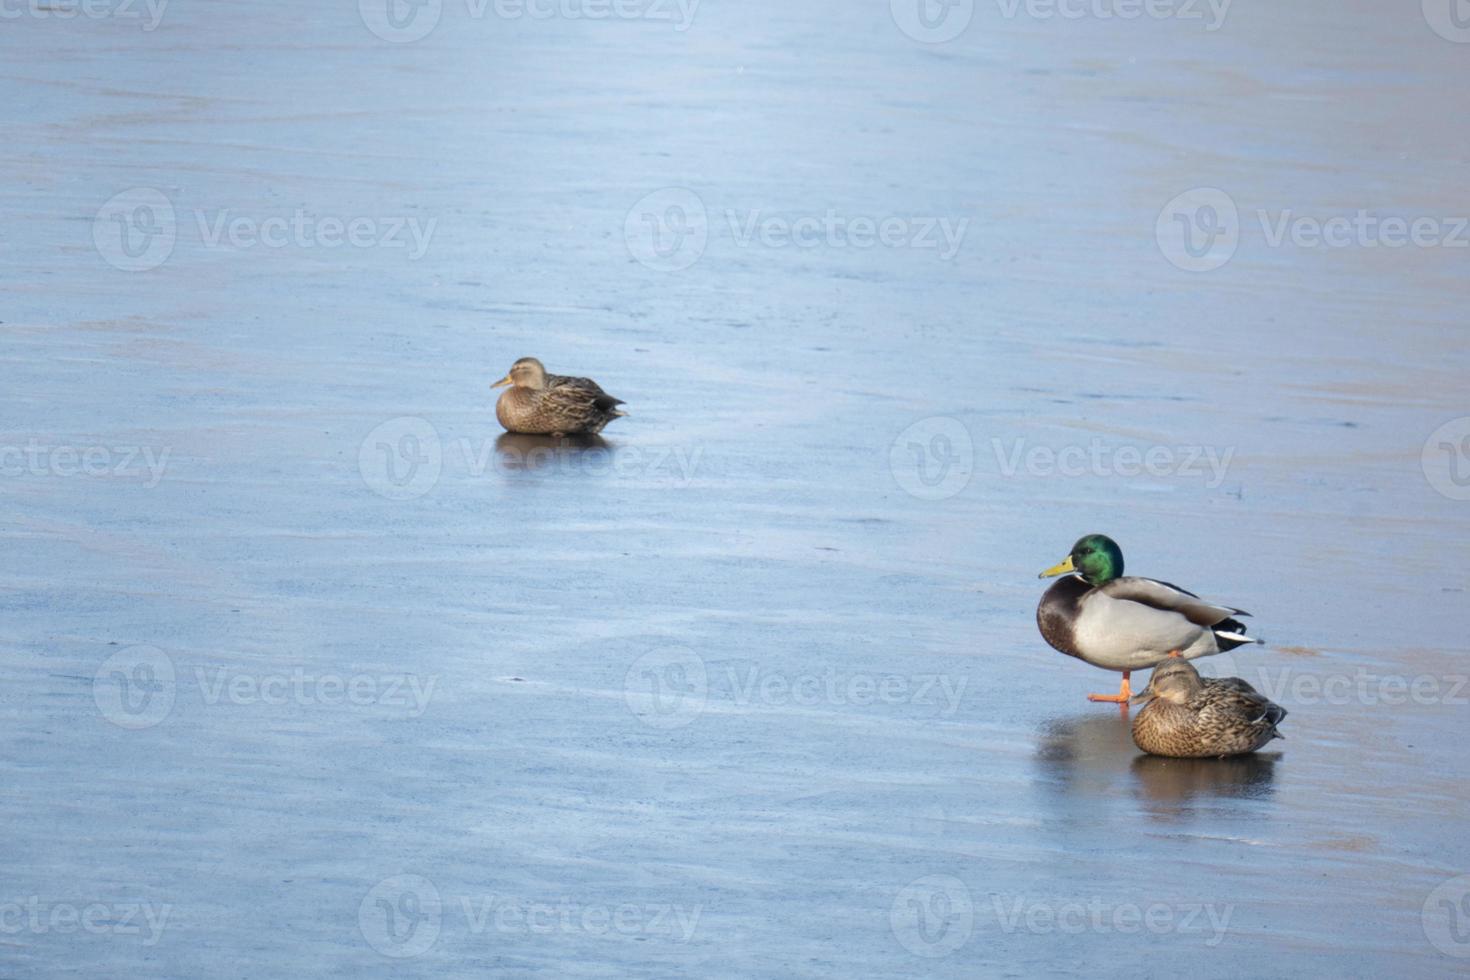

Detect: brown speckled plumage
1131,659,1287,758
492,357,626,436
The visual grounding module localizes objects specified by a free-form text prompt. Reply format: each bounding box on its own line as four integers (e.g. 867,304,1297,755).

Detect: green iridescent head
1038,534,1124,586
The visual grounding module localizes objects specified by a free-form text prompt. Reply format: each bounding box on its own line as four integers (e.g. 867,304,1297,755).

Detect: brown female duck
491,357,627,436
1130,659,1287,758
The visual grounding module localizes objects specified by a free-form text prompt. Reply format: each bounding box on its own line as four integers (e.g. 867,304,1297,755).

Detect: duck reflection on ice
1034,712,1279,817
494,432,611,472
1033,712,1138,800
1130,753,1279,807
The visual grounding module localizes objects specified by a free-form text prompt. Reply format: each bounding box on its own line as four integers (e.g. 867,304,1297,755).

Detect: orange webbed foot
1087,671,1131,703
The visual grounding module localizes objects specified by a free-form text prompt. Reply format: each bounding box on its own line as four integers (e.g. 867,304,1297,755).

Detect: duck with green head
1036,534,1260,703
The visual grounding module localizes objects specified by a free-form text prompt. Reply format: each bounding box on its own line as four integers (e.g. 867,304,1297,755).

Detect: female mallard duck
1037,534,1260,703
491,357,626,436
1130,659,1286,757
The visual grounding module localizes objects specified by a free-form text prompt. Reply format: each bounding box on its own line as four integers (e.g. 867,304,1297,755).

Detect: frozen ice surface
1,0,1468,975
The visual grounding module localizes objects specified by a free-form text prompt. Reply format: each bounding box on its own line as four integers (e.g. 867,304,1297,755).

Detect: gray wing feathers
1099,577,1247,628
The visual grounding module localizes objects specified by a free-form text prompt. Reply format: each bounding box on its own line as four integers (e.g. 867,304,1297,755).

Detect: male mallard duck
1036,534,1260,703
1130,659,1286,758
491,357,626,436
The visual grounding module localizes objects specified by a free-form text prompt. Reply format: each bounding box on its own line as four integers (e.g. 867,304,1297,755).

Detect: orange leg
1167,650,1183,658
1087,671,1131,703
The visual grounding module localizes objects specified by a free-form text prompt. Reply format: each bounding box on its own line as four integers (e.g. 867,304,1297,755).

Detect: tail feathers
593,394,627,416
1213,615,1262,651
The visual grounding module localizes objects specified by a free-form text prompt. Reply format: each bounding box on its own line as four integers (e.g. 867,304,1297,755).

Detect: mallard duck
1130,659,1287,757
491,357,626,436
1036,534,1260,703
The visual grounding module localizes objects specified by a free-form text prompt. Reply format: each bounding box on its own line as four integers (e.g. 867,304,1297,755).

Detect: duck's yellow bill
490,375,513,388
1038,555,1075,578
